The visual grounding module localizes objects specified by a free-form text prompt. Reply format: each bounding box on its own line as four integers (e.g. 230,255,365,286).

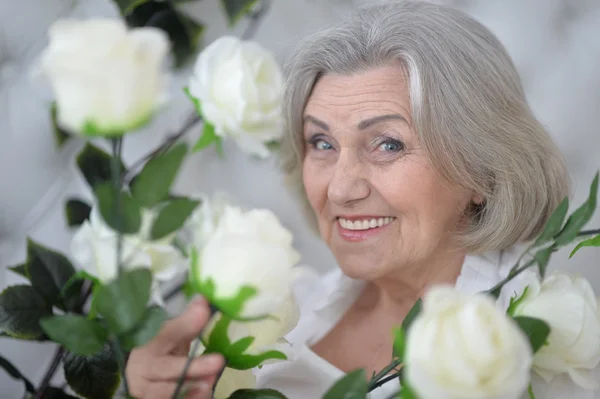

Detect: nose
327,151,371,206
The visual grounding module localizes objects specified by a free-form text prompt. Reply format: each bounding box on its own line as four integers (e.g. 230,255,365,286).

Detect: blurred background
1,0,599,396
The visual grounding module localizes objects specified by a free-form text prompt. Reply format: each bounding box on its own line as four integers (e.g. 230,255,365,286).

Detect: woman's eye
378,139,404,152
310,138,333,151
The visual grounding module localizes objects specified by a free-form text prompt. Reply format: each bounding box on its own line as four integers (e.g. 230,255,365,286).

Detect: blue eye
379,139,404,152
308,136,333,151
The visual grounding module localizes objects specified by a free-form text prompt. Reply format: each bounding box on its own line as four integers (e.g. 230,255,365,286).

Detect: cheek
302,160,328,211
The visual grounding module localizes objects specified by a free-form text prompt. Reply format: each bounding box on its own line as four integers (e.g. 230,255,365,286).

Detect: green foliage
0,285,52,339
533,246,554,277
124,0,205,67
26,239,79,310
322,369,368,399
95,269,152,335
63,343,120,399
554,172,598,246
570,234,600,258
229,389,289,398
184,88,224,155
150,197,200,240
7,264,29,280
50,102,73,149
392,327,406,360
506,286,530,317
131,142,188,207
513,316,550,354
401,299,422,332
534,197,569,247
399,383,419,399
76,143,127,189
189,248,259,320
95,182,142,234
40,315,108,355
203,315,286,370
221,0,259,26
45,387,81,399
0,355,35,394
120,306,169,350
65,198,92,227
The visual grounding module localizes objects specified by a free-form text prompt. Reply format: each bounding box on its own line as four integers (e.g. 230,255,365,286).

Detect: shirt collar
313,248,523,316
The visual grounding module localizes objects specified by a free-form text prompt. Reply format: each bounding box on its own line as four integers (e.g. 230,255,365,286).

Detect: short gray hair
279,0,570,253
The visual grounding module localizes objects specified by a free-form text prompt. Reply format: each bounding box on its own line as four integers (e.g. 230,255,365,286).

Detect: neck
355,247,467,319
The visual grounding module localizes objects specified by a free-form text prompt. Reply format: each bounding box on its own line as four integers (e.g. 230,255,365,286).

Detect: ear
471,193,484,205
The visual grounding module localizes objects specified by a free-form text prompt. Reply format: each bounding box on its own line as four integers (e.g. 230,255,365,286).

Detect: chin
336,255,386,281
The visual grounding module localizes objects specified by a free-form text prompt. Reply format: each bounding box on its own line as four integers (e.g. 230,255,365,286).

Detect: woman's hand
126,297,225,399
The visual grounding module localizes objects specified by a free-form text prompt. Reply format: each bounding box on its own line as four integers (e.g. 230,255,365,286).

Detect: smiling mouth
337,217,396,231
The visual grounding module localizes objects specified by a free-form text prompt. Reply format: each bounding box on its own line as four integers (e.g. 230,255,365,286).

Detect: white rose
405,286,532,399
71,206,185,303
188,36,284,158
178,191,233,251
190,206,300,319
513,272,600,389
37,18,169,136
192,293,300,397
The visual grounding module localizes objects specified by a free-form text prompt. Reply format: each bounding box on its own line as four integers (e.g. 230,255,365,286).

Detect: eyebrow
303,114,408,131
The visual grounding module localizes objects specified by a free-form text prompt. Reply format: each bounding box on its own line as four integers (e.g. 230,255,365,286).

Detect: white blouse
254,248,600,399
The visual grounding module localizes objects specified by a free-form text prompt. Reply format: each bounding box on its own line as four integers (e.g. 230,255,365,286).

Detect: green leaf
40,315,108,355
399,383,419,399
76,143,126,189
120,306,169,350
323,369,368,399
534,246,554,277
221,0,259,26
0,285,52,339
207,314,232,353
192,121,221,153
401,299,422,332
26,239,76,308
534,197,569,246
112,0,148,15
0,354,35,394
228,336,255,356
570,234,600,258
392,327,406,360
513,316,550,354
229,389,289,399
65,198,92,227
554,172,599,246
95,182,142,234
63,343,120,399
131,142,188,207
95,269,152,335
189,249,259,321
50,102,73,149
126,1,205,68
227,350,287,370
506,286,530,317
45,387,80,399
528,384,537,399
8,264,29,280
150,197,199,240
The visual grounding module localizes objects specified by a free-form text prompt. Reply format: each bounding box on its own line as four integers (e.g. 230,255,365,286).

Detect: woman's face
302,66,478,280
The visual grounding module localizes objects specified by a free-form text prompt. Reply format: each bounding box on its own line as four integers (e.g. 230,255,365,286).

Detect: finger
146,353,225,380
143,381,211,399
149,297,211,354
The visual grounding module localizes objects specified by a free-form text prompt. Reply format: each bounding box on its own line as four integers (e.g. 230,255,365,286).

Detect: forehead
303,65,412,123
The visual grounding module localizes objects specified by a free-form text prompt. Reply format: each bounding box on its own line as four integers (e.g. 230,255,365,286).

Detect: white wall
1,0,599,396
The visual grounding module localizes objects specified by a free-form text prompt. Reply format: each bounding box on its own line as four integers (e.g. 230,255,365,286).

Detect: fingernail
188,296,206,308
203,353,224,367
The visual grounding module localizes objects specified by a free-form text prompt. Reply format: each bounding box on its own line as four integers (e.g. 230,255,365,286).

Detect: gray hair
279,0,570,253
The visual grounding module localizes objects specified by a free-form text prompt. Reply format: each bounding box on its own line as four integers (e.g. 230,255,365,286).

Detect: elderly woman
125,1,579,398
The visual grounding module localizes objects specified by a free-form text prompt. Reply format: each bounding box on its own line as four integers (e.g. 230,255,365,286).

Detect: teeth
338,217,394,230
